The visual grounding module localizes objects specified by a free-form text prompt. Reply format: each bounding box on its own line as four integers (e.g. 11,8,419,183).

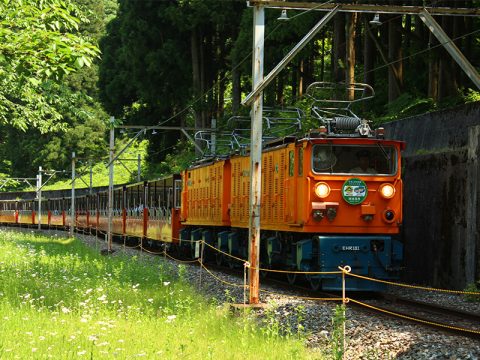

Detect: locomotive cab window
312,144,397,176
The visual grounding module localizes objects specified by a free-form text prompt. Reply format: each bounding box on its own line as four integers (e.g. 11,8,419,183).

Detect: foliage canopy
0,0,100,132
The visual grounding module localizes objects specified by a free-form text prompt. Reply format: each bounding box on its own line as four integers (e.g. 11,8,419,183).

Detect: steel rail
247,1,480,16
382,293,480,322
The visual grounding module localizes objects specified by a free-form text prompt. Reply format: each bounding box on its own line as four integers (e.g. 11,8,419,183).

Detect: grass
0,230,322,359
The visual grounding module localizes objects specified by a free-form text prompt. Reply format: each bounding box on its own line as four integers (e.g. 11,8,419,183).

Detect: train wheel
286,272,297,285
260,265,269,279
190,244,197,260
308,276,321,291
215,252,223,266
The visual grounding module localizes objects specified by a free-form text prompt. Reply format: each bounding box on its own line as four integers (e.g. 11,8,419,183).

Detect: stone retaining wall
385,102,480,289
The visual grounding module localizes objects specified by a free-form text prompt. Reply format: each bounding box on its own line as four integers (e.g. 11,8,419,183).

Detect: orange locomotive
180,131,404,290
180,83,404,290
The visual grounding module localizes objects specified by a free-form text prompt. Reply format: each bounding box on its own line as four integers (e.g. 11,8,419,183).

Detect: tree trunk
413,2,428,95
291,62,298,101
320,35,325,81
217,30,226,119
439,8,458,100
302,47,314,94
346,12,358,99
363,17,375,87
232,65,241,115
333,13,346,83
388,11,403,102
428,31,440,101
191,30,203,155
298,59,304,97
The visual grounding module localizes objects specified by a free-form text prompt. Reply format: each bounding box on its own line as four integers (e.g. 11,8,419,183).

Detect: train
0,83,404,291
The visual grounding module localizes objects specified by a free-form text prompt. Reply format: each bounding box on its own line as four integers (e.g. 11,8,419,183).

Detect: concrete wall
384,101,480,289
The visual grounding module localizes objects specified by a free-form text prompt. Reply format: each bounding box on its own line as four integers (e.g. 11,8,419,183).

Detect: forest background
1,0,479,190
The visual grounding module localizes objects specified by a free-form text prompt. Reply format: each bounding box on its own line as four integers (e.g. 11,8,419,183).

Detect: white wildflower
166,315,176,323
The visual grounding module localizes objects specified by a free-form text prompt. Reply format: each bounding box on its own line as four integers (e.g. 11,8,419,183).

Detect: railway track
354,293,480,340
197,260,480,340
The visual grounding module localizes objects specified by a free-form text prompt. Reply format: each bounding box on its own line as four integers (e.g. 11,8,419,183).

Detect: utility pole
137,154,141,182
37,166,42,230
89,163,93,195
211,118,217,155
248,4,264,305
108,116,115,251
70,152,75,237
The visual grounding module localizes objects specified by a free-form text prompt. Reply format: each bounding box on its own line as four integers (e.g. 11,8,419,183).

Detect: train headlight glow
315,182,330,198
379,183,395,199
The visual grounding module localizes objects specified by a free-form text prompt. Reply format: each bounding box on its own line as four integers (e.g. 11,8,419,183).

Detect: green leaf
28,77,41,86
74,56,84,68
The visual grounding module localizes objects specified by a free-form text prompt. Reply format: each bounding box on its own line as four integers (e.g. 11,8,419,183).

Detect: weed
330,304,346,360
177,264,187,282
261,301,281,339
464,283,480,302
0,230,314,359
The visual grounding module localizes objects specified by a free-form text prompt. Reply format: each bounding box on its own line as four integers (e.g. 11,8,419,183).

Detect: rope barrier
203,242,247,264
137,246,165,256
349,298,480,335
204,242,343,276
243,262,249,305
346,271,480,295
199,262,246,288
259,287,343,302
163,251,199,264
254,266,342,275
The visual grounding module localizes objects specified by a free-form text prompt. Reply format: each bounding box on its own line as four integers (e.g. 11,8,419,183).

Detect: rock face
384,101,480,289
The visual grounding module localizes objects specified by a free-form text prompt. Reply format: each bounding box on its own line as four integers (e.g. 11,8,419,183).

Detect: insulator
333,117,361,130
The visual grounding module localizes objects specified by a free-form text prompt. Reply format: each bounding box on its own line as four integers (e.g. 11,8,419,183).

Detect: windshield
312,144,397,175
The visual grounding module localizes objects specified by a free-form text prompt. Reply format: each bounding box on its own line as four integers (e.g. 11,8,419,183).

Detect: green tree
0,0,101,132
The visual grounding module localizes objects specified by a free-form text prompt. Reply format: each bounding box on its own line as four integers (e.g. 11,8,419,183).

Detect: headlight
315,182,330,198
379,183,395,199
